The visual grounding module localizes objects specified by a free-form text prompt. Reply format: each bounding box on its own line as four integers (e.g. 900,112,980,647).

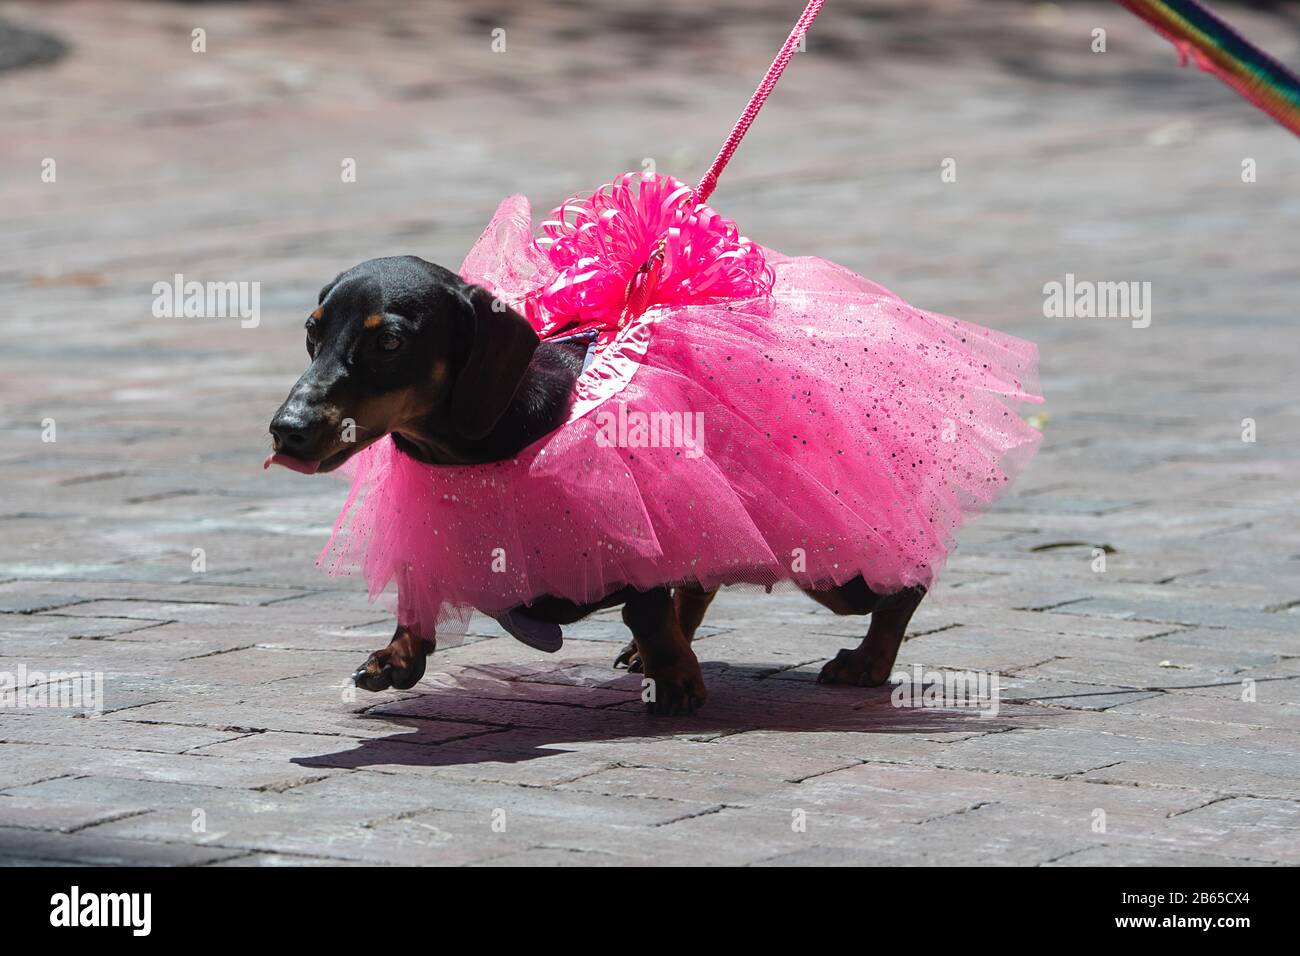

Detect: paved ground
0,0,1298,866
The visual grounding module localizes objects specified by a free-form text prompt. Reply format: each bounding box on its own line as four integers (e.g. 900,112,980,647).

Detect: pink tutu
319,174,1042,641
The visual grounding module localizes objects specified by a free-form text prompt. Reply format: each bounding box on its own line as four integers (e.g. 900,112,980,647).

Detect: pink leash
618,1,826,324
694,0,827,203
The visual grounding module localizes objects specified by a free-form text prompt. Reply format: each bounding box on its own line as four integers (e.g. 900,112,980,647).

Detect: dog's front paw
613,638,642,673
642,653,707,716
352,626,432,692
816,647,891,687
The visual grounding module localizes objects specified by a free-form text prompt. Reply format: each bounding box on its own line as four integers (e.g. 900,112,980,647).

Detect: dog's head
266,256,539,473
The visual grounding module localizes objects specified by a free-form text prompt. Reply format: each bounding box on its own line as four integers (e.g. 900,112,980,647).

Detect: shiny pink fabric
471,172,772,346
319,174,1043,641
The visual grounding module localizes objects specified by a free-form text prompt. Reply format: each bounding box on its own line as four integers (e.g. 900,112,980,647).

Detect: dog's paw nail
351,657,395,692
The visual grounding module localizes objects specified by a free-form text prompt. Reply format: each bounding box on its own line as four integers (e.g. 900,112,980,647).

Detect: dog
268,255,926,715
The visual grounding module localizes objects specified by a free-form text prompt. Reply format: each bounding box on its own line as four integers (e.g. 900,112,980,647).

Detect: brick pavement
0,0,1297,865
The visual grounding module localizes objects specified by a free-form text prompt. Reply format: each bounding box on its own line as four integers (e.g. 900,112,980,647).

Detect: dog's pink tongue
263,453,320,475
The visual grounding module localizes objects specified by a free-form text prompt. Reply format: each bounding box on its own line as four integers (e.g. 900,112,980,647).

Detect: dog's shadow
292,660,1035,772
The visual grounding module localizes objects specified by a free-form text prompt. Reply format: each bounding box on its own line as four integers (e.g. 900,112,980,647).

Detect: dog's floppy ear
451,285,539,441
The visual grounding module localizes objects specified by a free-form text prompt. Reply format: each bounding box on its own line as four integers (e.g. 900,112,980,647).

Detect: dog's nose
269,415,310,452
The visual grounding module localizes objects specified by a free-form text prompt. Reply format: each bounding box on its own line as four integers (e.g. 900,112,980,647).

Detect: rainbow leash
686,0,1298,205
1119,0,1300,136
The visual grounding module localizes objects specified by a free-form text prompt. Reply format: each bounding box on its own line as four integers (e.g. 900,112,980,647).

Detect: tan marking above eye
364,314,384,329
311,307,323,320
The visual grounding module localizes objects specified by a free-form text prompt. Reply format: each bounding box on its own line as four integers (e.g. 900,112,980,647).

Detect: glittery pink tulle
319,174,1042,641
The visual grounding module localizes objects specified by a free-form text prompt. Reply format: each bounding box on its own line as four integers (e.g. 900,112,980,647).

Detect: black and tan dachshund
268,256,925,715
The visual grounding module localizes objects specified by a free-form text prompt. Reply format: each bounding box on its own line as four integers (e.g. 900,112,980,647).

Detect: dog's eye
377,331,402,352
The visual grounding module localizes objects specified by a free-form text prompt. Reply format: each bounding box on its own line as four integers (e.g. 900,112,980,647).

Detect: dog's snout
269,412,312,452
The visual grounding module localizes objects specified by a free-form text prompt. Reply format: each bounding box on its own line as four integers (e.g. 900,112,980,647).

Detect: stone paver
0,0,1297,865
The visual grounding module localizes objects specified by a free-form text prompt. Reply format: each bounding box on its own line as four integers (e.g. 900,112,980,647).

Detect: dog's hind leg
676,585,718,640
352,623,434,692
815,584,926,687
615,584,716,672
623,587,707,715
